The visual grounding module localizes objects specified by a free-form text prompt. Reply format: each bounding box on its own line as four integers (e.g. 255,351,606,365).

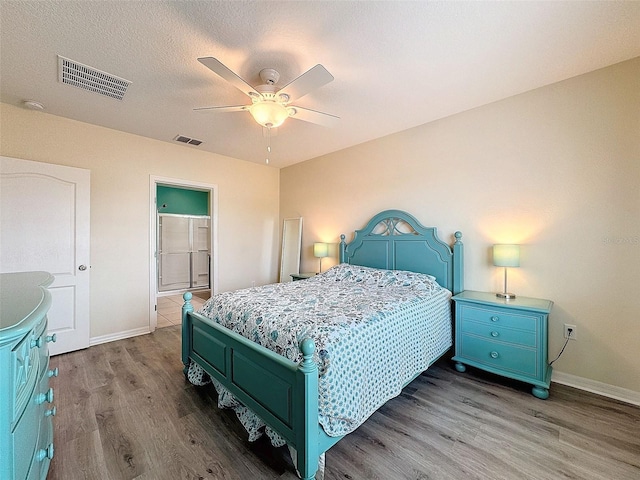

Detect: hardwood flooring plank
558,428,640,476
82,343,118,390
94,405,151,479
48,430,112,480
49,354,97,446
50,392,97,446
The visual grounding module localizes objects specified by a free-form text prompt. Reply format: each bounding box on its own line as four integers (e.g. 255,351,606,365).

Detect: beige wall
281,58,640,393
0,103,280,338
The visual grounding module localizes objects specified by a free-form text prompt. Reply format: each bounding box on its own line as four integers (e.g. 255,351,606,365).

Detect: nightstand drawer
459,320,537,347
459,304,537,332
459,334,538,377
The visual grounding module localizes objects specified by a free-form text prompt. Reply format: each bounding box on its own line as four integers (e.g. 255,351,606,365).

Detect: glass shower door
158,214,210,292
192,217,210,288
158,215,191,291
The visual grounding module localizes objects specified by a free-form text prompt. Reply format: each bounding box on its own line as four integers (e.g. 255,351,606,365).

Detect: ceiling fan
194,57,339,129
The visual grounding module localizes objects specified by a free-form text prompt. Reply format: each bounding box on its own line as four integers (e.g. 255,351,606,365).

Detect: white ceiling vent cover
58,55,132,100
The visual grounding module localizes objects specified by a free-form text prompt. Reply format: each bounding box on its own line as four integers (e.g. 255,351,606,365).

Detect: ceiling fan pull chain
266,126,271,164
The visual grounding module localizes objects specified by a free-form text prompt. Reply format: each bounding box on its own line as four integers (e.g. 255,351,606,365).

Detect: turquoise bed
181,210,464,479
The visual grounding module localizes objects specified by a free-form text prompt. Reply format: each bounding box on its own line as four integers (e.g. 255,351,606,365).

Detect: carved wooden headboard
339,210,464,294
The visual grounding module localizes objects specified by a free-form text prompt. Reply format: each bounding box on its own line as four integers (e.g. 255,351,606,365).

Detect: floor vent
174,135,203,146
58,55,132,100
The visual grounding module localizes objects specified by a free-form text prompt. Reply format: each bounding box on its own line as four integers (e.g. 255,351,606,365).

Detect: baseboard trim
552,371,640,406
90,326,150,347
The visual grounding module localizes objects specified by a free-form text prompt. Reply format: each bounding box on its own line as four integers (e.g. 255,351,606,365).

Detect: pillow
317,264,438,289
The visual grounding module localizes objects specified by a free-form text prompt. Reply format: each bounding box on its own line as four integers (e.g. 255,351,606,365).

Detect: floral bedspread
193,264,452,438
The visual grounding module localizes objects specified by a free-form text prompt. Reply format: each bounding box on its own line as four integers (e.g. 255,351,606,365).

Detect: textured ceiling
1,1,639,168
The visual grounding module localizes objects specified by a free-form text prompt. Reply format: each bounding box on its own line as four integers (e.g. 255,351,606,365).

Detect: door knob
78,265,87,271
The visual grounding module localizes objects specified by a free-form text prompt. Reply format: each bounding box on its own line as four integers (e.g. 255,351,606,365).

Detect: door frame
149,175,218,332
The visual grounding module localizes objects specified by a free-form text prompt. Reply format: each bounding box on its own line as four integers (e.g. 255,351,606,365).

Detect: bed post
452,231,464,295
296,337,319,480
181,292,194,375
339,234,346,263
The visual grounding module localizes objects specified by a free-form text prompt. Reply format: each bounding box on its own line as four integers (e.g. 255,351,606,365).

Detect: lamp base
496,292,516,299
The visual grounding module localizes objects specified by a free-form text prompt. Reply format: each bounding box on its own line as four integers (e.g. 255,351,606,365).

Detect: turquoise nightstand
290,273,316,281
452,290,553,399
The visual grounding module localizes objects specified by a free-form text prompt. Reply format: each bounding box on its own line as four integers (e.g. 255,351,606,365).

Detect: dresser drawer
13,381,43,479
458,334,538,377
458,304,538,332
459,320,537,348
12,332,40,424
16,367,54,480
29,412,54,480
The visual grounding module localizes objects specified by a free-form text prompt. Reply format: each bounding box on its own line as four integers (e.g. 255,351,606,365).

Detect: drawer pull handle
36,387,54,405
45,406,57,417
491,331,499,337
30,337,44,349
46,333,57,343
37,444,55,461
48,367,59,378
491,316,499,322
490,351,499,359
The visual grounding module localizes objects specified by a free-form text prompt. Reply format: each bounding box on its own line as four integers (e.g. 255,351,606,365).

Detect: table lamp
493,244,520,299
313,242,329,273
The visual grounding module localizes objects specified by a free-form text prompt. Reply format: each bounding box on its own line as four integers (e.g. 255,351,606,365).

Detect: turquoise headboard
339,210,464,294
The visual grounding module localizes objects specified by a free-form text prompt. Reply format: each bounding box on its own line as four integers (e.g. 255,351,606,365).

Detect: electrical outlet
564,324,577,340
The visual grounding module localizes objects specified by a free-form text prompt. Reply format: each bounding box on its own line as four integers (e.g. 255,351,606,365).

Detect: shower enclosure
157,214,210,292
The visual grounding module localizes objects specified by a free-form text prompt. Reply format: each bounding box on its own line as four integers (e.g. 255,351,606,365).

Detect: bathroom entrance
156,185,210,293
149,176,218,331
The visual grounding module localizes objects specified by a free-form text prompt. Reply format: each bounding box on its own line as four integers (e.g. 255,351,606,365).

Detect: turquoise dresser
452,290,553,399
0,272,58,480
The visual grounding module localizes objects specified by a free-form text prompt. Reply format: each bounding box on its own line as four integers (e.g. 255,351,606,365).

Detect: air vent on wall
58,55,132,100
174,135,203,146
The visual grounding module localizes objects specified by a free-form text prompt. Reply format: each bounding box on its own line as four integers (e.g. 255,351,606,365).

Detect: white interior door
0,156,90,355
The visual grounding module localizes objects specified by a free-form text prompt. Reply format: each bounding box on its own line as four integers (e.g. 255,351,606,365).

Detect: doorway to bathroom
157,186,210,293
149,175,218,332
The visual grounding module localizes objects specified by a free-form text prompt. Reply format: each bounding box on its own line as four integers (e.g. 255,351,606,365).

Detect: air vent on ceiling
58,55,132,100
174,135,203,146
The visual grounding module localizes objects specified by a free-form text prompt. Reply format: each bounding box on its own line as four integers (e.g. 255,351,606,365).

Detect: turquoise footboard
182,293,340,480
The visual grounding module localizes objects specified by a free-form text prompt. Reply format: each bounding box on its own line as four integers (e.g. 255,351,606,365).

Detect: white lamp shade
249,101,289,128
493,244,520,267
313,242,329,258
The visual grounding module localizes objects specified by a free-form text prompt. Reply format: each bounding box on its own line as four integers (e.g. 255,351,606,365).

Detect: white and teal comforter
192,264,452,439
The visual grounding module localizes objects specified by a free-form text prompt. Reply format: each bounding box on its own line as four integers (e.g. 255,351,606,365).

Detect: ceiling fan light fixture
249,101,289,128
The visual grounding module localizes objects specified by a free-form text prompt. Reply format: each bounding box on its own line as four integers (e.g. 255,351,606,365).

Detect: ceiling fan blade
197,57,260,98
277,64,334,103
193,105,248,113
289,106,339,127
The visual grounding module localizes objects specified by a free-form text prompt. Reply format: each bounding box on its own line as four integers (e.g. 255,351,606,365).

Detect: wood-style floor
48,325,640,480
